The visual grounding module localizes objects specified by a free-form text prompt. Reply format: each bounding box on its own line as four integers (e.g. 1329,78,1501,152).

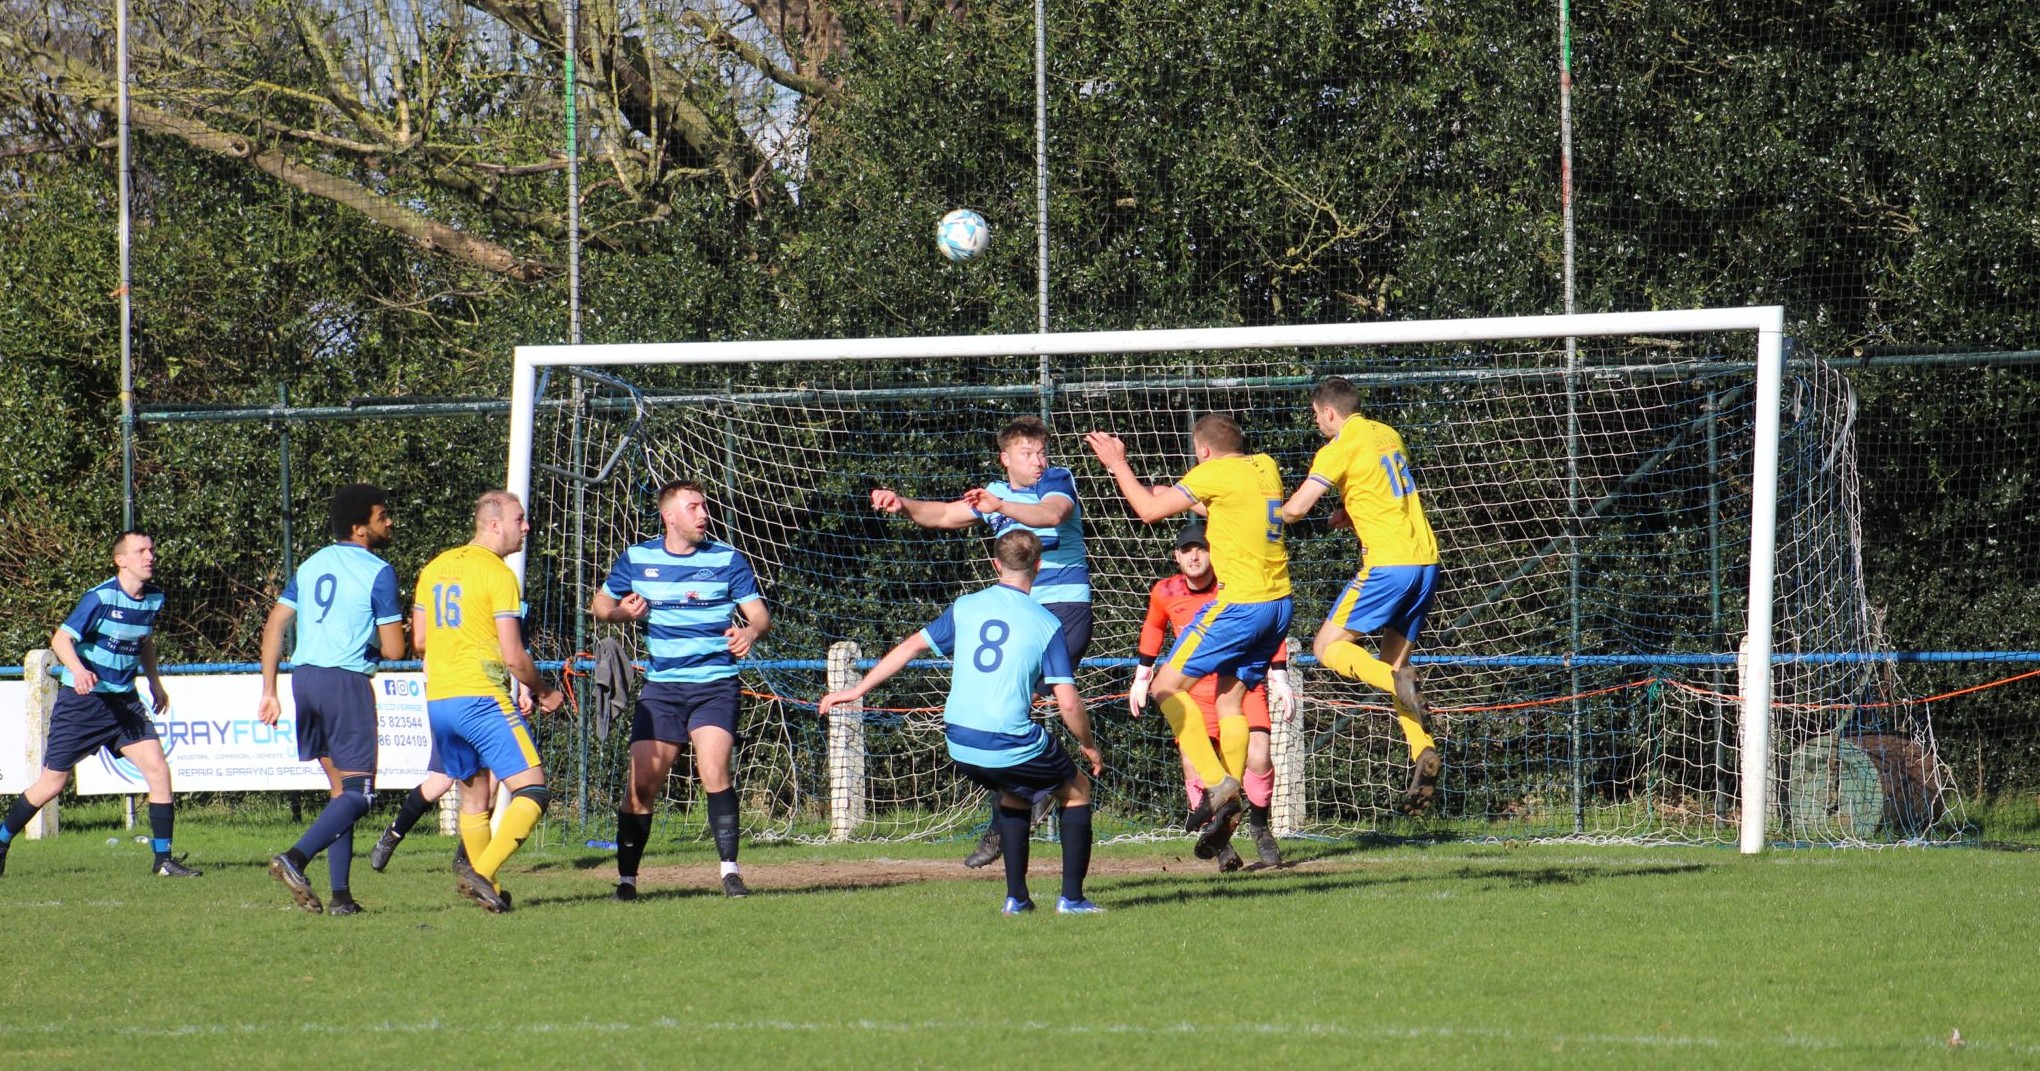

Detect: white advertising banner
69,672,435,795
0,681,28,794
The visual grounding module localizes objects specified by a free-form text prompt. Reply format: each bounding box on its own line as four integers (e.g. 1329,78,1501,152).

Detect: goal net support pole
506,307,1786,853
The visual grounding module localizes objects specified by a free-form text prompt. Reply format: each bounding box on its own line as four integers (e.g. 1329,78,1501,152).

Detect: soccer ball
936,209,990,261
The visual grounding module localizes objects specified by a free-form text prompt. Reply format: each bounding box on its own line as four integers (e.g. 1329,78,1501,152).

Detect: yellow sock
458,811,493,867
1321,639,1397,695
1161,692,1228,787
475,794,543,883
1217,715,1249,780
1397,713,1437,759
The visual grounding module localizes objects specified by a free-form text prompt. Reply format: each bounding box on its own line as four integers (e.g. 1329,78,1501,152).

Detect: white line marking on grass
2,1018,2031,1055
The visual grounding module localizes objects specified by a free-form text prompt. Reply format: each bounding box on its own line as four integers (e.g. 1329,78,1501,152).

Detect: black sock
1059,804,1094,903
148,801,175,864
997,804,1031,903
707,788,740,864
1,796,39,846
1249,801,1271,829
388,785,434,839
616,810,653,878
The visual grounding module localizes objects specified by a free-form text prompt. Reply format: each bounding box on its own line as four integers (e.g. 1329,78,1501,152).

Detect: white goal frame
507,306,1787,854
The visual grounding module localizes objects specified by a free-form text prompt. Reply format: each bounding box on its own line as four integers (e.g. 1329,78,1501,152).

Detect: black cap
1174,519,1208,550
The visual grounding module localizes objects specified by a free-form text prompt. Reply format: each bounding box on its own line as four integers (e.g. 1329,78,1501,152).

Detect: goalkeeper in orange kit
1129,519,1293,869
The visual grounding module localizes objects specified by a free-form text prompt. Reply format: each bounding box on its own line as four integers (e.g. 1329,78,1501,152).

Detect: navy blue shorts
291,665,380,776
1045,602,1094,664
631,678,741,744
44,689,157,772
951,735,1079,805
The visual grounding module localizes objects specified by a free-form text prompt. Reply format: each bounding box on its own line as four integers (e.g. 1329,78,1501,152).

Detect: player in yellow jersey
413,490,564,912
1279,376,1444,812
1087,413,1293,850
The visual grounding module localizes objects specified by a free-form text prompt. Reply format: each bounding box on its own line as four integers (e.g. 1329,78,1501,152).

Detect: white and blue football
936,209,990,261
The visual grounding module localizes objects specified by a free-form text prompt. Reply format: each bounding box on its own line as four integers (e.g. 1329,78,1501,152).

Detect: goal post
507,307,1788,851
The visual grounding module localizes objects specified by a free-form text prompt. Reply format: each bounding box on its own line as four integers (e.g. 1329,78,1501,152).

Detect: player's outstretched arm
1054,682,1103,775
818,632,929,716
256,601,296,725
1280,476,1331,524
871,487,976,530
969,487,1074,528
1085,431,1194,524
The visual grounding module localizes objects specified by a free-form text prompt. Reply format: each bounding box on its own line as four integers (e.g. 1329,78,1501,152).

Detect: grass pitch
0,815,2033,1070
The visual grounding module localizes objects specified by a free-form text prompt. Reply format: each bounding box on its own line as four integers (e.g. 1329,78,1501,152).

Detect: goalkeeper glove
1266,667,1295,722
1129,664,1153,717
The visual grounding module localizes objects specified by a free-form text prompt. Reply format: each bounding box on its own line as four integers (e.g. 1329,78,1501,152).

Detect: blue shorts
631,678,741,744
1163,597,1294,689
292,665,379,775
1325,564,1440,643
427,694,541,781
44,690,157,772
1045,602,1094,664
952,735,1079,805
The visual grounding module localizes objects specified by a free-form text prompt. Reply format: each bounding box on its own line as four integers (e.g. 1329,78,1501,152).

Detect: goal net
509,310,1962,849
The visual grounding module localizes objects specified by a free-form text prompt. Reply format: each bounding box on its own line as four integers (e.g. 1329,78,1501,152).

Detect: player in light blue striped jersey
869,415,1092,868
0,530,196,878
592,479,771,900
820,529,1105,915
257,483,408,915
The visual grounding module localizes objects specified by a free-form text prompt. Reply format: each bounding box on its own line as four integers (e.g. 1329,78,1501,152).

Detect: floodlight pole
1034,0,1052,418
117,0,136,529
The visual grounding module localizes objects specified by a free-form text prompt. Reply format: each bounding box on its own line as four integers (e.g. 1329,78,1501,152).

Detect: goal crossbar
508,306,1787,853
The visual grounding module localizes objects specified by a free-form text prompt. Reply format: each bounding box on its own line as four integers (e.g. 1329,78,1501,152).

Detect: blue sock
327,829,354,895
996,804,1031,903
1059,804,1093,903
148,801,175,864
292,780,373,862
1,797,38,845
